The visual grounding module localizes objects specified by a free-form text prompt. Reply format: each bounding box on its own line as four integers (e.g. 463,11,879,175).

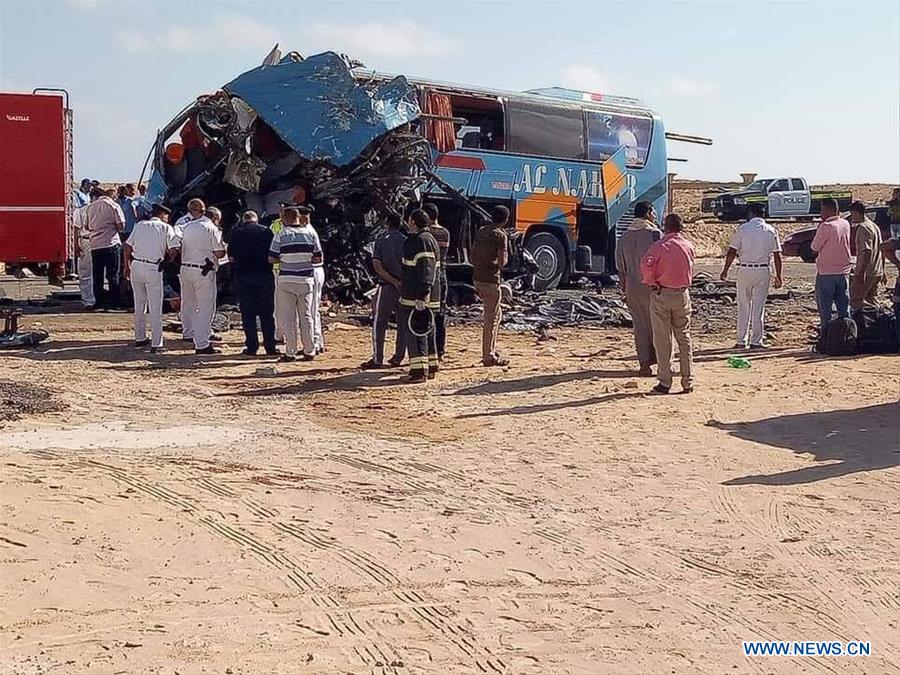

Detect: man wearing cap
123,204,178,352
229,210,279,356
423,202,450,360
398,209,441,382
720,201,783,349
269,205,321,362
176,198,225,354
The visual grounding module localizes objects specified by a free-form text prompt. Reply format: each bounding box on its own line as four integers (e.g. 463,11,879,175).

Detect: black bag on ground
853,308,900,354
818,317,858,356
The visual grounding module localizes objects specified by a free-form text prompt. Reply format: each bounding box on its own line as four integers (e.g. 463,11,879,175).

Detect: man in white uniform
311,242,325,353
74,188,99,309
176,198,225,354
720,202,783,349
269,206,321,362
124,204,177,352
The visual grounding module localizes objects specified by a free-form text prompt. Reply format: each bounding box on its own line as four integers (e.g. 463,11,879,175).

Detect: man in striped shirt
268,206,321,362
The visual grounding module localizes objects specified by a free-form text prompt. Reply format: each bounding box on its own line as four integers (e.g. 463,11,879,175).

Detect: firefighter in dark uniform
423,202,450,360
399,209,441,383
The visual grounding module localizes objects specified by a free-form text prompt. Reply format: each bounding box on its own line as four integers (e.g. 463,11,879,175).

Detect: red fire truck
0,89,73,282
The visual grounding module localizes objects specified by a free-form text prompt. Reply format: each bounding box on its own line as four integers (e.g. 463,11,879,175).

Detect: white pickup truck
705,177,852,221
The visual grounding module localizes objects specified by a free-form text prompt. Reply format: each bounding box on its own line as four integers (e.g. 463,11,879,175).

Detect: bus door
601,146,630,230
577,147,628,274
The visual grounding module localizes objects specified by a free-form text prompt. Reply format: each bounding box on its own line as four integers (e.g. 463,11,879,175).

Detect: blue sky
2,0,898,184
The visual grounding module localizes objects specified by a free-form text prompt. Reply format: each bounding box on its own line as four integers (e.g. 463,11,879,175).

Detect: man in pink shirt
810,198,852,335
641,213,695,394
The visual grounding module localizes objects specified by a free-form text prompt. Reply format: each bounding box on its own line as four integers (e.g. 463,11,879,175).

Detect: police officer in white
124,204,178,352
176,198,225,354
720,201,784,349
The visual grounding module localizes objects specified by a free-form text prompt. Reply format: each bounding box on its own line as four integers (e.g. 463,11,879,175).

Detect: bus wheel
525,232,565,291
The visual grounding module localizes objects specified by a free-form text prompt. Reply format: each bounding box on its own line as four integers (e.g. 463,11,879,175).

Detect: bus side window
451,94,505,152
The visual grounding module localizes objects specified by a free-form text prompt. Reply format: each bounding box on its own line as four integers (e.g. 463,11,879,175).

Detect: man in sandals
471,206,510,367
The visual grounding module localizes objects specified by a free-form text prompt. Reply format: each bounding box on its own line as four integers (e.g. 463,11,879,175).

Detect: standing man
616,201,661,375
362,213,408,369
73,178,91,209
641,213,695,395
123,204,177,352
398,209,440,382
85,187,125,309
177,198,225,354
311,232,326,355
74,188,98,310
119,184,139,239
720,201,783,349
887,187,900,242
423,203,450,360
228,210,279,357
471,205,510,367
811,198,852,337
848,201,885,310
269,206,321,363
134,183,152,221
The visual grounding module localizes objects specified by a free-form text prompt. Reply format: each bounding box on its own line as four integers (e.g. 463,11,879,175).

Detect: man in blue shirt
118,183,140,237
229,210,279,357
73,178,91,209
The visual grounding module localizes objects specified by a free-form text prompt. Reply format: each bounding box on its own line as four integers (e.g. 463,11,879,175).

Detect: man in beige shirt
85,188,125,309
848,201,885,309
615,201,661,375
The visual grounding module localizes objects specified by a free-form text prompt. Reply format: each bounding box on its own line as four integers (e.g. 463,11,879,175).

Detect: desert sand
0,264,898,675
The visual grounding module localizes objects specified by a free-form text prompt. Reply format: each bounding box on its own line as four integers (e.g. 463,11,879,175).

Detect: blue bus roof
351,67,656,117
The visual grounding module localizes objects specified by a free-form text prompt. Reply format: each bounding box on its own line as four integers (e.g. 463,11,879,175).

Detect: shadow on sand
717,402,899,485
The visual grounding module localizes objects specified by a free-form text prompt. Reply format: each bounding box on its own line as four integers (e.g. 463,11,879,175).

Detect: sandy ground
1,266,899,675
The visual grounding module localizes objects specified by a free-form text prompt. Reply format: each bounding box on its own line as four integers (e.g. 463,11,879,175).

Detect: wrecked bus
144,50,668,297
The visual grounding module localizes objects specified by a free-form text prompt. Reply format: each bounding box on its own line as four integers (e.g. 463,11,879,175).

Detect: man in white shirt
720,202,783,349
174,198,225,354
124,204,178,352
74,188,99,309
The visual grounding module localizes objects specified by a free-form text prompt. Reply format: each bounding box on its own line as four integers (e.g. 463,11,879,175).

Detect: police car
707,177,852,221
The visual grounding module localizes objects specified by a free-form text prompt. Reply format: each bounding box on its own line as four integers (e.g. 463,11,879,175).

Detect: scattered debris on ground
0,380,67,422
450,289,631,331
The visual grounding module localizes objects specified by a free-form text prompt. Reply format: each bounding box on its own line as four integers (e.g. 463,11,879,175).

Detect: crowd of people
72,180,899,391
616,194,900,393
72,186,512,385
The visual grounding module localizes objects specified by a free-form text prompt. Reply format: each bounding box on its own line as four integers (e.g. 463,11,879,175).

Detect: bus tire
525,232,566,291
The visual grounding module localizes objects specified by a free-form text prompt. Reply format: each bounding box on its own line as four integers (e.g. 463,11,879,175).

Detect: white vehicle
708,177,852,221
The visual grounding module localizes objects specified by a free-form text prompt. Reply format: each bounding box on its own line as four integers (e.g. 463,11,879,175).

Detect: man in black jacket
227,210,279,356
399,209,441,383
423,202,450,360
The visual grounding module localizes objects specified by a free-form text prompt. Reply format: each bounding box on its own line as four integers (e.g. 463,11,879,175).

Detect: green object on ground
727,356,751,369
